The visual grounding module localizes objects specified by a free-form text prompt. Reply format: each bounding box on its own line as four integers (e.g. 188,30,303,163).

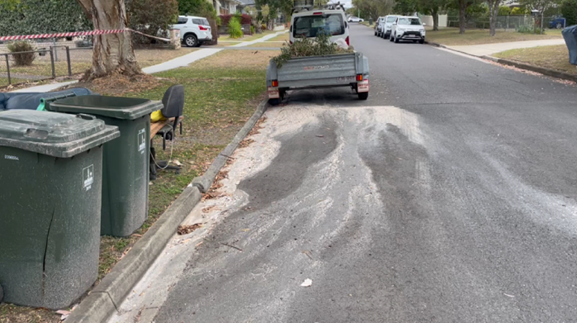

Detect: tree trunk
76,0,142,80
488,0,500,36
432,8,439,31
459,0,466,34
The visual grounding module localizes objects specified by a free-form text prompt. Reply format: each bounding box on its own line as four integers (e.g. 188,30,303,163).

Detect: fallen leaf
177,223,203,235
301,278,312,287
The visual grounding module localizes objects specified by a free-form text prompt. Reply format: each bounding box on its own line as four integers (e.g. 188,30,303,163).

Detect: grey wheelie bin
562,25,577,65
49,96,163,237
0,110,120,309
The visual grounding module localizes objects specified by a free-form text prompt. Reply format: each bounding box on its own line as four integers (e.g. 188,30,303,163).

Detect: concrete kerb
193,99,268,193
426,41,577,83
65,100,269,323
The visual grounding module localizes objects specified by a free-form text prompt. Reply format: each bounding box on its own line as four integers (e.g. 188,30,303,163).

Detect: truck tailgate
274,53,358,88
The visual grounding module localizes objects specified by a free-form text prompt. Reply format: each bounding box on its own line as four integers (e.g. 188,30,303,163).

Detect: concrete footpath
10,30,287,93
446,38,566,56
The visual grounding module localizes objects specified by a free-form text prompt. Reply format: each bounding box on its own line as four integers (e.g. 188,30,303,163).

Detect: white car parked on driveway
390,16,426,44
171,15,212,47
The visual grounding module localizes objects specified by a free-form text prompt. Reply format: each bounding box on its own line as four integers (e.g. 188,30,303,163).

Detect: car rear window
399,18,421,25
193,18,210,25
293,14,345,38
177,17,188,24
386,16,397,22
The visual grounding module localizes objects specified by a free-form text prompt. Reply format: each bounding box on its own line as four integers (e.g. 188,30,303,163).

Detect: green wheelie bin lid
48,95,163,120
0,110,120,158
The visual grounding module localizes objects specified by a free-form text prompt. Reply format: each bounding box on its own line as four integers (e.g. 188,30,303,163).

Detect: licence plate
268,87,279,99
357,80,369,93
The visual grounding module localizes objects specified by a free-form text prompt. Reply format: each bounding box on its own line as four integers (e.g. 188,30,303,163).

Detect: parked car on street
374,17,385,36
379,15,399,39
348,16,364,23
290,9,350,46
171,15,212,47
390,16,426,44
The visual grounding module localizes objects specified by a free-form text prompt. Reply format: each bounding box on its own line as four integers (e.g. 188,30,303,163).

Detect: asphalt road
139,25,577,322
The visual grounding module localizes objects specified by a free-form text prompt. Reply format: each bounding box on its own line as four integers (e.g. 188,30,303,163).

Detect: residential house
213,0,242,15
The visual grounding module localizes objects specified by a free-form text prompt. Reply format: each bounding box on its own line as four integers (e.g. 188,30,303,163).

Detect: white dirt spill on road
109,104,428,323
483,155,577,235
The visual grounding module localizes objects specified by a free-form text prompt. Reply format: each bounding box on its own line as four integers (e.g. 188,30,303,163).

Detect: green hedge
561,0,577,26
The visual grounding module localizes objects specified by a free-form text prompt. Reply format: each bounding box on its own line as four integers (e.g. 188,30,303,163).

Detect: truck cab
289,8,350,46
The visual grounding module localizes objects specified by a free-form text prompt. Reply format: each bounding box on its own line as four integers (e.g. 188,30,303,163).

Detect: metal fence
0,42,93,86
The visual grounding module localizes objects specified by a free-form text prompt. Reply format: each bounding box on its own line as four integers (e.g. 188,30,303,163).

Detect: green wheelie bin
0,110,119,309
49,96,163,237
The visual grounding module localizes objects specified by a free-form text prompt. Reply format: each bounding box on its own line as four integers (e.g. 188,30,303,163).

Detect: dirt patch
61,72,161,96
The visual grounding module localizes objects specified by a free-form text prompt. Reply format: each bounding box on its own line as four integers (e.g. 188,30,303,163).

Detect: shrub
516,24,542,34
272,32,353,68
229,18,243,38
7,40,35,66
219,14,252,27
127,0,179,44
251,25,255,34
561,0,577,26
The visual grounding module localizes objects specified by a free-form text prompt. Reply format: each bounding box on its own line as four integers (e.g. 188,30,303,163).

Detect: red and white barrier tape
0,28,171,42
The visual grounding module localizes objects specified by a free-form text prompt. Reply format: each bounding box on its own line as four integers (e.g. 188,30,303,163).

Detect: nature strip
0,28,170,42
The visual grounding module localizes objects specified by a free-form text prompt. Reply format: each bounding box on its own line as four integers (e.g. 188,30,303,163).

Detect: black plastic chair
150,85,184,180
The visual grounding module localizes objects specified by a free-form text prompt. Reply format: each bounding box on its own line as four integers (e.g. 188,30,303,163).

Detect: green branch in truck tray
272,32,354,68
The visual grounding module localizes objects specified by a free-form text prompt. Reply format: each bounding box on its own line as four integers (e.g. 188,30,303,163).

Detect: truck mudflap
357,80,369,93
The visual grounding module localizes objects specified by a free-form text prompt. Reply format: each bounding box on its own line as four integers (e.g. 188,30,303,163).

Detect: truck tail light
356,74,363,81
199,26,208,31
345,36,350,46
272,80,278,87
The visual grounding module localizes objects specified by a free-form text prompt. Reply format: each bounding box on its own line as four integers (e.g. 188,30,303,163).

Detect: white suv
290,9,350,46
390,16,426,44
379,15,398,39
171,16,212,47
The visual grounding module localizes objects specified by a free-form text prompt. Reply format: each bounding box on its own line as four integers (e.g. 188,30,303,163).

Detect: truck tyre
268,98,280,106
358,92,369,100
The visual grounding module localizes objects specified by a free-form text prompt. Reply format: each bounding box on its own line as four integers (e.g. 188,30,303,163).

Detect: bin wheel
358,92,369,100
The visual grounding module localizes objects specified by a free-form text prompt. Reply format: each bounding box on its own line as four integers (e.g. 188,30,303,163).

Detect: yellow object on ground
151,110,166,122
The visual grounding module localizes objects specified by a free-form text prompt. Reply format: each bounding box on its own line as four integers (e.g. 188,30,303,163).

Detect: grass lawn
0,78,33,88
426,27,563,46
494,45,577,76
0,49,280,323
220,30,277,42
248,41,285,48
268,32,290,42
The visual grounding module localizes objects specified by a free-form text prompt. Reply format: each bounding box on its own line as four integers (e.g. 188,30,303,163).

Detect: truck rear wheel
268,98,281,106
358,92,369,100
